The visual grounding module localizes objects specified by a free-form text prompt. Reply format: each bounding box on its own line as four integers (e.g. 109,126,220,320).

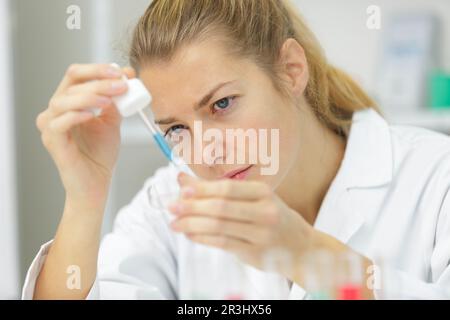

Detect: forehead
139,39,253,113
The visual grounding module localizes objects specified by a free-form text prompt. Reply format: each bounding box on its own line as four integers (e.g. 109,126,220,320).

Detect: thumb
122,67,137,79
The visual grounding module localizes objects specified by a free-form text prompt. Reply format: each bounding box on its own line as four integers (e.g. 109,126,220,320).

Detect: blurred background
1,0,449,299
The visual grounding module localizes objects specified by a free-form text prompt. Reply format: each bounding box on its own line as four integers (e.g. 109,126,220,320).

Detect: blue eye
213,97,234,112
165,124,187,138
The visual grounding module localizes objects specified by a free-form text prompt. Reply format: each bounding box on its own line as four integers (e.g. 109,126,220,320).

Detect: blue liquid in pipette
153,132,173,160
137,109,195,177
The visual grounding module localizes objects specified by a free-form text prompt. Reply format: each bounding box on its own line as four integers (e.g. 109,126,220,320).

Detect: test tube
336,251,364,300
182,244,251,300
301,250,335,300
261,248,294,300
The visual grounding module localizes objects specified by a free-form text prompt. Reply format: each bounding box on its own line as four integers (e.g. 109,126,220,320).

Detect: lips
221,165,253,180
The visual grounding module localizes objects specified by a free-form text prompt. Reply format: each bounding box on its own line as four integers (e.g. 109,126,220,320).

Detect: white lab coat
22,109,450,299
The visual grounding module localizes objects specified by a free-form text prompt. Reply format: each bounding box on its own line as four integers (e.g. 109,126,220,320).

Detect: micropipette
110,63,195,177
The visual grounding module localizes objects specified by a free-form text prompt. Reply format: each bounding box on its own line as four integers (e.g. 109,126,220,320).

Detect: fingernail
111,80,127,91
168,203,184,215
181,187,195,198
106,66,122,78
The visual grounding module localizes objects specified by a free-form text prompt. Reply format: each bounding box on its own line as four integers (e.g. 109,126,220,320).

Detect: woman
24,0,450,299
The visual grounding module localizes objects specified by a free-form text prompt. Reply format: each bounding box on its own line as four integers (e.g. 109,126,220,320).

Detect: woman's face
139,38,306,190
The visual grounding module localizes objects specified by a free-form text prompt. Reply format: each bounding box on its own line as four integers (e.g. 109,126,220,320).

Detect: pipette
110,64,195,177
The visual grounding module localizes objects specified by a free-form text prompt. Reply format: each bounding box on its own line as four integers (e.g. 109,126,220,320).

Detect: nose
189,122,228,168
200,134,226,167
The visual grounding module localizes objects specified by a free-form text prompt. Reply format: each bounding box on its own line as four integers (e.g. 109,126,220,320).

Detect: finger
97,103,122,122
66,79,128,96
36,110,51,132
169,198,272,224
187,234,253,253
122,67,136,79
49,111,95,133
56,64,124,94
178,174,272,201
171,216,269,244
49,94,114,117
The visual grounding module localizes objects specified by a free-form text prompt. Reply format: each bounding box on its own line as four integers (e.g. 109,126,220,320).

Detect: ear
278,38,309,97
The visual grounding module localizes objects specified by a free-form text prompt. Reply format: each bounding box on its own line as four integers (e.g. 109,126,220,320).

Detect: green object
430,72,450,109
309,291,331,300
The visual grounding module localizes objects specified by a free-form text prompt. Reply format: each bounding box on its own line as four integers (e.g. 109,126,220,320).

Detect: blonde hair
130,0,379,137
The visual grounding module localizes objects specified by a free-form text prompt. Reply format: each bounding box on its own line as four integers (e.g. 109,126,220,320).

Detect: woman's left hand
169,172,320,280
169,172,375,298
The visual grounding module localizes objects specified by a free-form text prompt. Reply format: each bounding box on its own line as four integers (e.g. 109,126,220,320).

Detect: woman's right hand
36,63,136,211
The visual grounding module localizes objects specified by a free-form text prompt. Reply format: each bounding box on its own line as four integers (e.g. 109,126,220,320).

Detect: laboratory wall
2,0,450,299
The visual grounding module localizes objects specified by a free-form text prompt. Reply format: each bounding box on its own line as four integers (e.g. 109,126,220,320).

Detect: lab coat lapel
314,109,393,244
314,185,366,244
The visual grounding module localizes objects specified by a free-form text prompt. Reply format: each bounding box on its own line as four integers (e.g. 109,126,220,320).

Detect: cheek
257,97,301,176
231,93,298,153
239,95,283,129
253,99,299,151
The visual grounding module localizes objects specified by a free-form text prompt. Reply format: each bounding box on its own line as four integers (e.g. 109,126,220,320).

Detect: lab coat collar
340,108,393,190
314,108,393,244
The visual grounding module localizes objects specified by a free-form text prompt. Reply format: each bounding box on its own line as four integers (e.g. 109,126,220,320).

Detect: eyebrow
154,80,236,126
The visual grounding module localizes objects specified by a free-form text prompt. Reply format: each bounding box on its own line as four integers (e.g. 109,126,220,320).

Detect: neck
276,119,346,226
